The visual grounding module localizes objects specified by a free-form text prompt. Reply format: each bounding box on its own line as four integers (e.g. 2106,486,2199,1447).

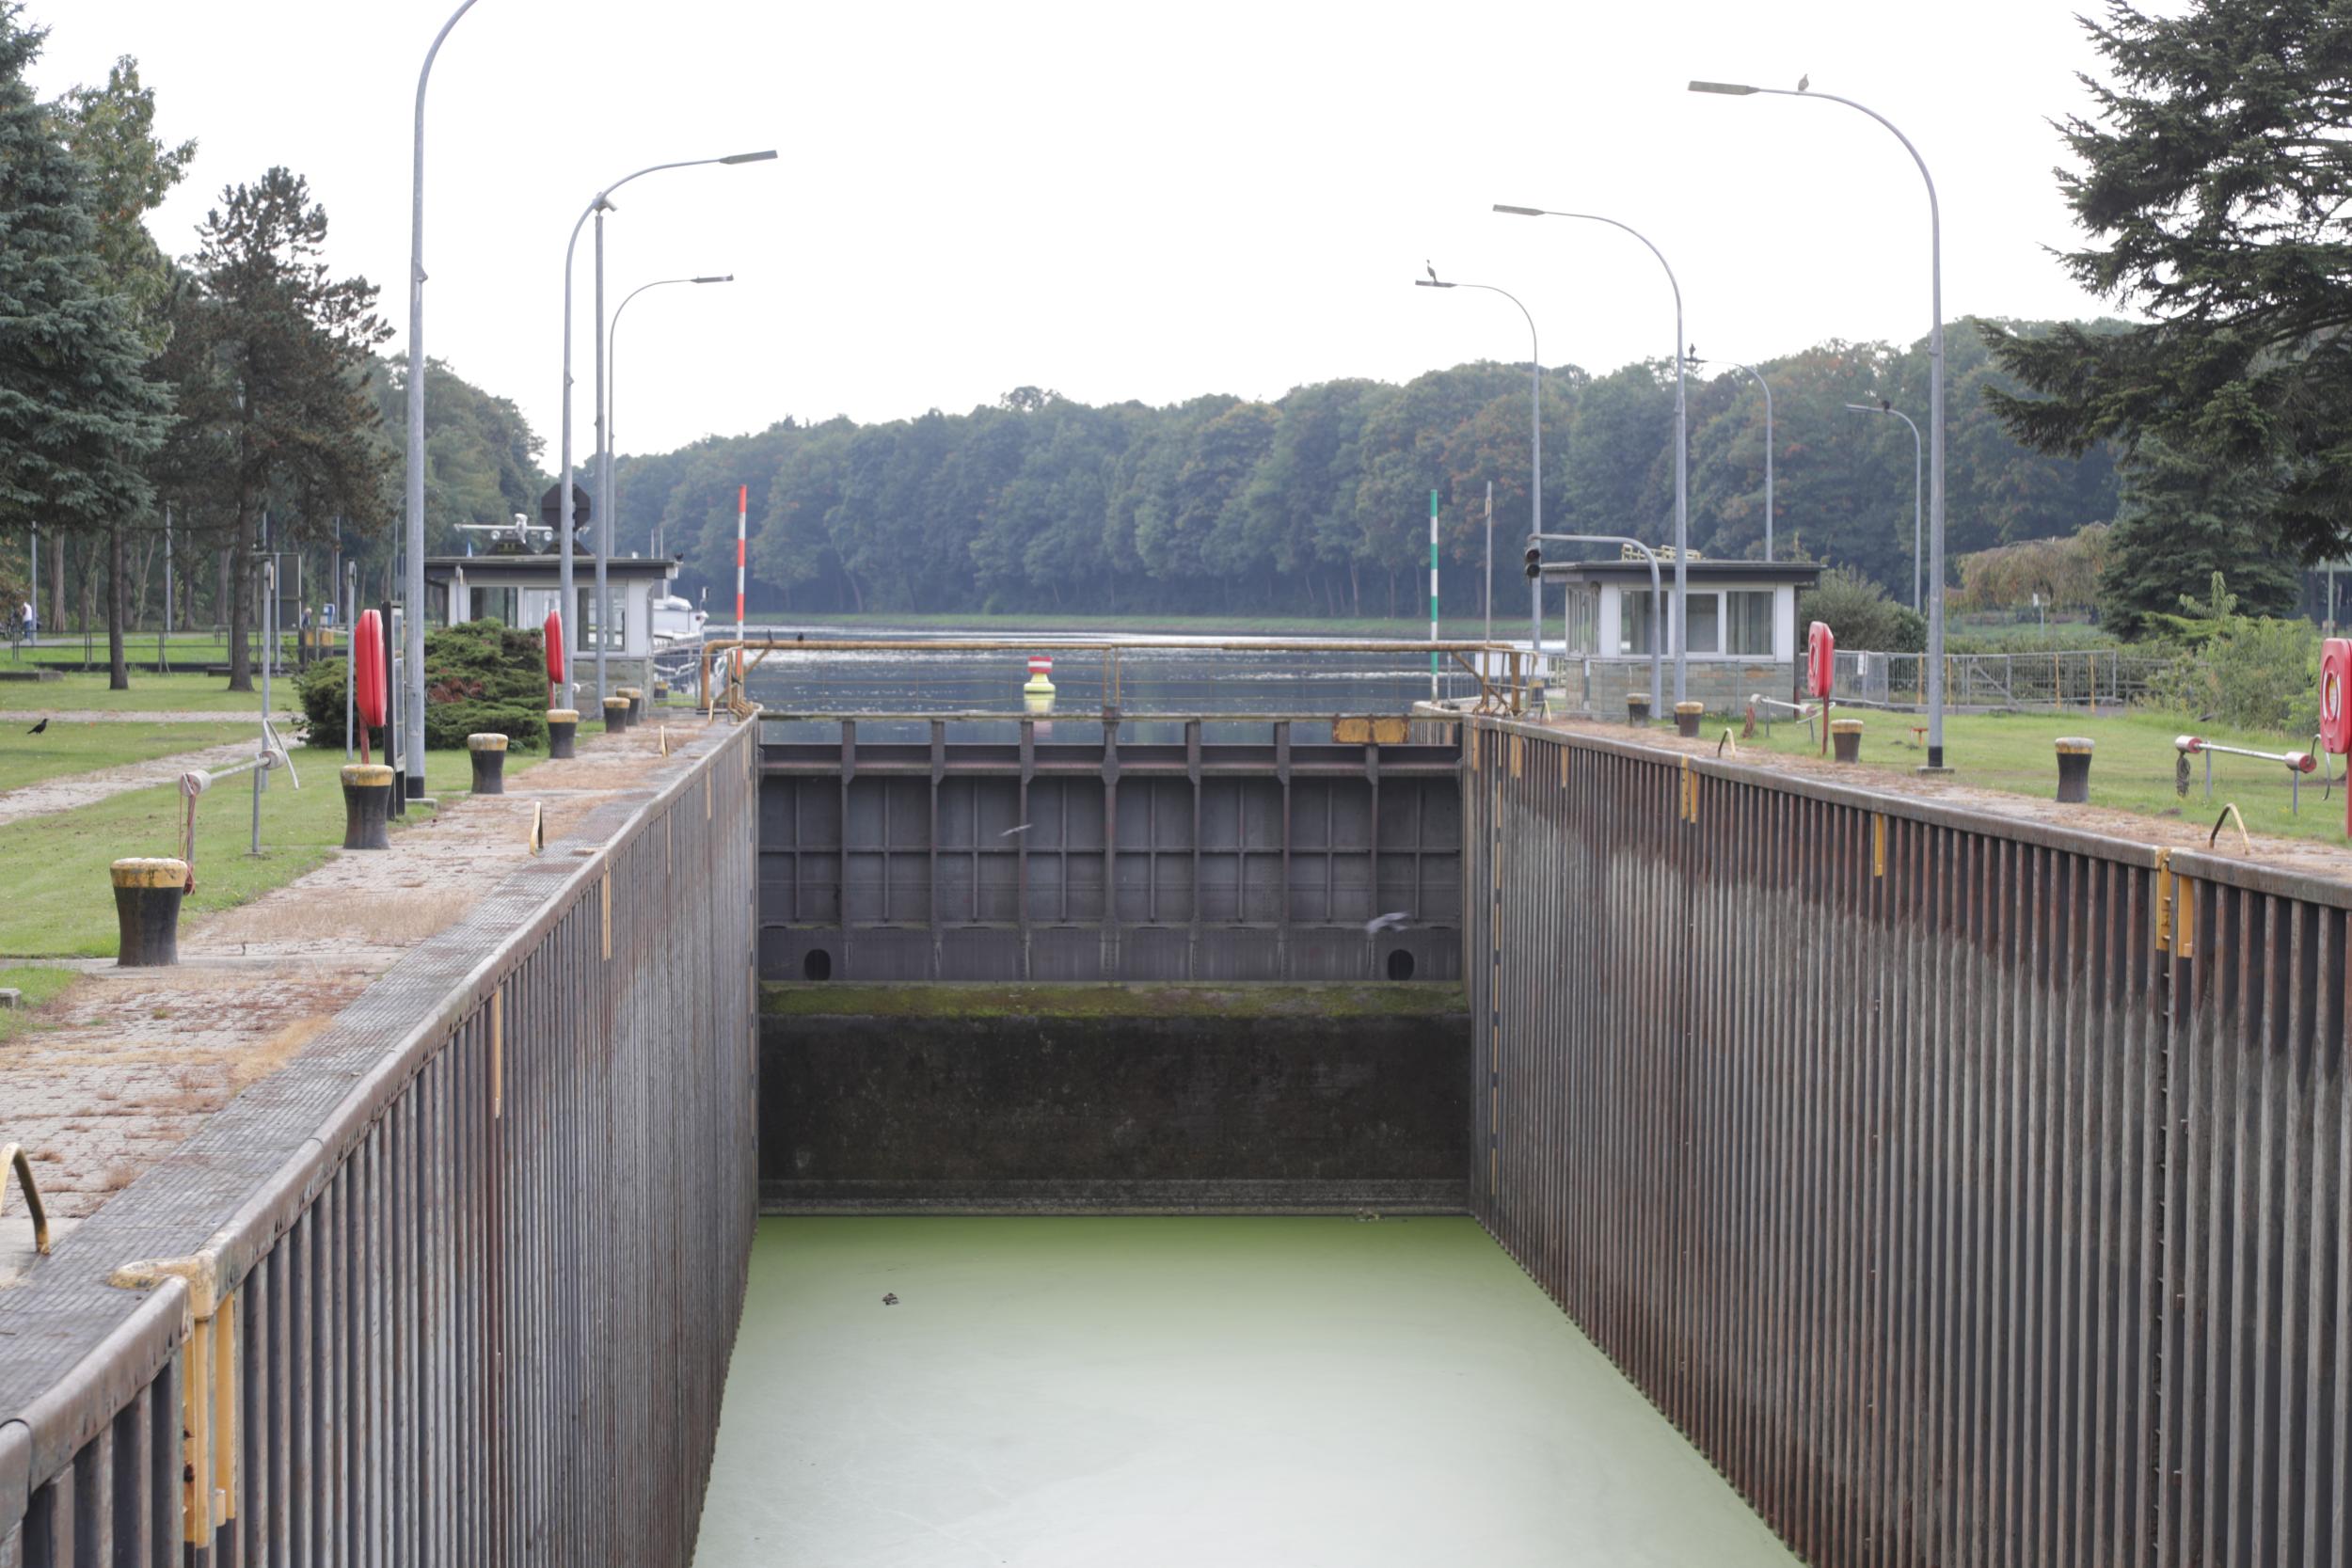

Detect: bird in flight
1798,73,1810,92
24,718,47,736
1366,911,1411,935
1425,261,1438,283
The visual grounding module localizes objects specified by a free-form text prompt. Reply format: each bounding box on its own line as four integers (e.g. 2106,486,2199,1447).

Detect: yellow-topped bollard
1023,656,1056,714
341,762,395,849
468,733,510,795
547,708,580,759
1831,718,1865,763
2055,736,2094,802
1675,701,1704,738
110,857,188,967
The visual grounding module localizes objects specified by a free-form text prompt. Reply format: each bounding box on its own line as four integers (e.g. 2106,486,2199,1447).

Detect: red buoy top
544,610,565,685
1027,656,1053,675
1806,621,1835,699
354,608,387,728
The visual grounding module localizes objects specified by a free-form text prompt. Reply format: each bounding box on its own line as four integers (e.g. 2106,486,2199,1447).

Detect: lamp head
1491,204,1544,216
1687,80,1758,96
1843,403,1873,413
721,150,779,165
693,275,735,284
1414,279,1454,289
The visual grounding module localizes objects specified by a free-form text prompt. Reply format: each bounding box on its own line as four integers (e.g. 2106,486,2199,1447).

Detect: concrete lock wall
1462,714,2352,1568
0,723,762,1568
759,983,1470,1213
757,722,1463,983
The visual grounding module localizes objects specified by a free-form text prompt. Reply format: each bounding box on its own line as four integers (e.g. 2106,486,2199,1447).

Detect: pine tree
2098,440,2297,638
1983,1,2352,563
0,5,167,602
169,167,390,690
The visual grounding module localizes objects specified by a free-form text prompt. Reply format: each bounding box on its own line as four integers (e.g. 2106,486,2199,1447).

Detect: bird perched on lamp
1425,260,1438,283
1798,73,1809,92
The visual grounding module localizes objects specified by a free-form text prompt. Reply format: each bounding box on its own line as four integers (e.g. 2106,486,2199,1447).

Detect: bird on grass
882,1292,898,1306
24,718,47,736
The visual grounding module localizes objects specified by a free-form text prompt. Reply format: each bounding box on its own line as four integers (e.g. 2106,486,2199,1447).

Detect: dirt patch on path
0,737,283,827
0,722,684,1233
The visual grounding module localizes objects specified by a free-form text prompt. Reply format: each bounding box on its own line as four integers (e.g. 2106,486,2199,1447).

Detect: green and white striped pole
1428,489,1441,700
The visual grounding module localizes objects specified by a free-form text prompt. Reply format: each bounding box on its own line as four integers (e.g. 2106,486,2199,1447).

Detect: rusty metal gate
0,722,759,1567
1465,717,2350,1568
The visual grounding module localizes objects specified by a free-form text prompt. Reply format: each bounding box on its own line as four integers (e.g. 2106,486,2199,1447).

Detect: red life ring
1806,621,1835,699
2321,638,2351,754
354,609,387,728
544,610,565,685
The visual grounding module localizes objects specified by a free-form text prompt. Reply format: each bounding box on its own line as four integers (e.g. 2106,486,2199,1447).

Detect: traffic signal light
1523,540,1543,579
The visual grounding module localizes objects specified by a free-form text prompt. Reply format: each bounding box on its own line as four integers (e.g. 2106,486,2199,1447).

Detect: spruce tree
2099,440,2297,638
0,6,166,588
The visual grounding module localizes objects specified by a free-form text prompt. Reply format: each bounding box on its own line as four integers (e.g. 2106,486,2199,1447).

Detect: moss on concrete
762,980,1467,1021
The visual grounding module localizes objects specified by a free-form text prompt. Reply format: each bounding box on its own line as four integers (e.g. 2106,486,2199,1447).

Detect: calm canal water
735,627,1482,744
693,1216,1796,1567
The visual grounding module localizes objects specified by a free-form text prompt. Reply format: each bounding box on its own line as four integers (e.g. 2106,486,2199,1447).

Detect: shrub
296,620,550,752
1797,567,1927,653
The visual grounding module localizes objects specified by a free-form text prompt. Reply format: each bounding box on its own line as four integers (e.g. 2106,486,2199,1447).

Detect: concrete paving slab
696,1216,1798,1568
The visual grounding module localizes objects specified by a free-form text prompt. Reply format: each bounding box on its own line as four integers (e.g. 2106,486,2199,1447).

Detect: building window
1727,590,1774,657
580,589,627,651
1687,593,1721,655
1620,588,1658,656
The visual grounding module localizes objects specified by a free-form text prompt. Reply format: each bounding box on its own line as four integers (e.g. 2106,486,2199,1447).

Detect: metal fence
1831,648,2175,714
0,721,759,1567
1465,717,2350,1568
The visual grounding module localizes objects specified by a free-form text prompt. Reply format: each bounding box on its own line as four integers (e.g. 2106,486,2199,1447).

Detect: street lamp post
1691,355,1773,562
401,0,484,802
1416,276,1541,652
1691,77,1947,768
1494,205,1689,705
1846,402,1923,611
559,152,773,708
608,274,734,560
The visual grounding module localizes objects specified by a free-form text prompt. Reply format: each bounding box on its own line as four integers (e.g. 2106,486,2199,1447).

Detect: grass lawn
0,669,300,715
1731,707,2345,845
1,721,262,793
0,747,542,959
0,962,77,1044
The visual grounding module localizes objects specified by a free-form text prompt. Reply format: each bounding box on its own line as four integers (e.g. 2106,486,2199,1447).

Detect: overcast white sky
42,1,2120,460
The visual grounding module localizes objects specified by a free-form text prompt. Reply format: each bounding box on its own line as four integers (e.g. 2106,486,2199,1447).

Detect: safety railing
0,720,760,1566
1830,648,2176,713
1464,713,2352,1568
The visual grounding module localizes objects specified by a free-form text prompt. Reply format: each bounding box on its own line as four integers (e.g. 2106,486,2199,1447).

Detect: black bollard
111,858,188,967
468,733,509,795
1627,693,1651,726
341,763,394,850
603,695,632,735
2056,736,2094,802
1831,719,1864,763
547,708,579,760
618,686,644,725
1675,700,1704,738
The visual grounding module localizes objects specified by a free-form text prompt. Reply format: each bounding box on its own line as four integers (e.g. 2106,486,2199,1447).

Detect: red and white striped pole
734,483,748,641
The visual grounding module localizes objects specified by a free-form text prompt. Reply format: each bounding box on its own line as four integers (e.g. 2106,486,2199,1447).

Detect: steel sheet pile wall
1465,718,2350,1568
0,722,759,1567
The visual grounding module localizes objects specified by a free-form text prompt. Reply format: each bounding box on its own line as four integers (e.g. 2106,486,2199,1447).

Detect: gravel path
0,737,286,827
0,708,295,723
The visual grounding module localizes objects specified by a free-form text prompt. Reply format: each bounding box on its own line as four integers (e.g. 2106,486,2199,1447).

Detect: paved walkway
0,723,678,1234
698,1217,1799,1567
0,736,281,827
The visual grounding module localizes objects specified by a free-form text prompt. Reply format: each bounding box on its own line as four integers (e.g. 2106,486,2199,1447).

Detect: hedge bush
297,620,551,752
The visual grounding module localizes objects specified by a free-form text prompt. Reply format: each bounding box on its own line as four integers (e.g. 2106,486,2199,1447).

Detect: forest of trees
600,319,2122,624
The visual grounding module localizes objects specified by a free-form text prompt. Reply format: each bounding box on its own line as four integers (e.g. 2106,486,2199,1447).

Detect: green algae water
695,1217,1797,1566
